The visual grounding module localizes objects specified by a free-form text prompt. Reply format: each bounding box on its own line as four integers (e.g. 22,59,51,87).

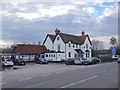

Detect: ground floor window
46,54,48,57
86,52,90,58
74,53,77,58
79,54,83,58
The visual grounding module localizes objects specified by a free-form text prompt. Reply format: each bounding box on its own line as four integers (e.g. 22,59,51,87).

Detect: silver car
118,58,120,63
74,58,87,65
2,58,14,67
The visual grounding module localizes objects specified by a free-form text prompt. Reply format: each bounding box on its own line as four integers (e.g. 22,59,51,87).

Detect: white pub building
43,28,92,61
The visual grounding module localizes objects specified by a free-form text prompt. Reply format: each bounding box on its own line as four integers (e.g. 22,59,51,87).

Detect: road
1,62,119,89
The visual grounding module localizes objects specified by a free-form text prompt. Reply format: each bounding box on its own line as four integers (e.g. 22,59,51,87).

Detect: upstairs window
86,44,88,49
69,43,71,47
73,45,75,48
58,44,60,51
68,52,71,57
57,37,60,40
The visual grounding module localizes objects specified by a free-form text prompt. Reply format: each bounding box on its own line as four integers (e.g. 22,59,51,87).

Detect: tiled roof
13,44,47,55
48,34,56,42
59,33,88,45
43,32,92,45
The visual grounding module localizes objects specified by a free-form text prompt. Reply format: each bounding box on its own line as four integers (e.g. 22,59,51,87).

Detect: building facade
43,28,92,61
12,44,47,61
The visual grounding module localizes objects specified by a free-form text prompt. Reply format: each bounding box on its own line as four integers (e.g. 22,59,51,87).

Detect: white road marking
41,73,51,77
59,75,98,88
110,69,118,72
19,78,32,81
0,83,6,85
55,71,66,74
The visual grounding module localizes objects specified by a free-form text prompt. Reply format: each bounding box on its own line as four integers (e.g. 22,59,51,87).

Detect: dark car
92,57,101,63
65,58,75,65
35,58,48,64
83,58,93,65
118,58,120,63
13,59,26,65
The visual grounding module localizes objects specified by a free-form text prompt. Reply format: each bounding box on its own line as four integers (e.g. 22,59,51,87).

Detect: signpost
112,47,117,58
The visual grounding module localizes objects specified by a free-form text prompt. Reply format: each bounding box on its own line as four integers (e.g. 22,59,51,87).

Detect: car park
65,58,75,65
13,58,26,66
2,57,14,67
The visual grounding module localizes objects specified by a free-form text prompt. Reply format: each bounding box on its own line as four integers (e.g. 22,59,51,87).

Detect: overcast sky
1,0,119,49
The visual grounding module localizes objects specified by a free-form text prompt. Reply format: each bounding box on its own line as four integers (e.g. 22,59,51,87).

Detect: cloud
0,40,15,48
1,1,118,49
15,5,75,20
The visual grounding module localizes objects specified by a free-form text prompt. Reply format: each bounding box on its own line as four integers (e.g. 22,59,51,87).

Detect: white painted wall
15,55,35,61
81,37,92,58
56,53,65,61
44,53,65,61
45,53,56,61
44,34,92,61
54,35,65,52
66,41,77,59
44,37,53,50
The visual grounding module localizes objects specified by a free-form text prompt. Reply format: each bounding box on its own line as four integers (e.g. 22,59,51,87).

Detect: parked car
74,58,86,65
117,58,120,63
13,59,26,65
83,58,93,65
35,58,48,64
2,58,14,67
90,57,101,64
65,58,75,65
96,54,112,62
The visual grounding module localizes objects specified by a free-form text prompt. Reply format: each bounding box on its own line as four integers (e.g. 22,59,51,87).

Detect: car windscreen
6,59,12,61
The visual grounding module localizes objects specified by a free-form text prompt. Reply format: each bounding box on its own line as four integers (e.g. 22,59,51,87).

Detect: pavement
1,61,119,89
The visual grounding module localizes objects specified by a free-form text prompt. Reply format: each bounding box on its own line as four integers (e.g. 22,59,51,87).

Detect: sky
1,0,119,49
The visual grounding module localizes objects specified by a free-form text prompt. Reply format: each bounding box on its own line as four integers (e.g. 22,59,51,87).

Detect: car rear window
2,59,5,61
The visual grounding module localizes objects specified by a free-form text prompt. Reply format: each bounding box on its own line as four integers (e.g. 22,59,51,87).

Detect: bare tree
92,39,104,50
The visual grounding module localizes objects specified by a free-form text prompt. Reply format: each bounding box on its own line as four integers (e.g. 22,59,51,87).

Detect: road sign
112,47,116,55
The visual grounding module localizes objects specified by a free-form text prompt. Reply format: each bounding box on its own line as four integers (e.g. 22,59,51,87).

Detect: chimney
55,28,60,35
81,31,85,35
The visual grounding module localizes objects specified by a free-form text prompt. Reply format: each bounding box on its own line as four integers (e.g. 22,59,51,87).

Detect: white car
2,58,14,67
74,58,87,65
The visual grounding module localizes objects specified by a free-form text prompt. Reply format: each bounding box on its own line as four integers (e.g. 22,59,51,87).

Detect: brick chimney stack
55,28,60,35
81,31,85,35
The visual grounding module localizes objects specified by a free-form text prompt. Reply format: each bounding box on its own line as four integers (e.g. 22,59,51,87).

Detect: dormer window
57,37,60,40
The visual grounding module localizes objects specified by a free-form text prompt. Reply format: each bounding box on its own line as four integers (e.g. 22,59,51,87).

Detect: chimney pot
81,31,85,35
55,28,60,35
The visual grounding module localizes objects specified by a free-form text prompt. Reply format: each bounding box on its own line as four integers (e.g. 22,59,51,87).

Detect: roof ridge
48,34,55,36
60,32,80,37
